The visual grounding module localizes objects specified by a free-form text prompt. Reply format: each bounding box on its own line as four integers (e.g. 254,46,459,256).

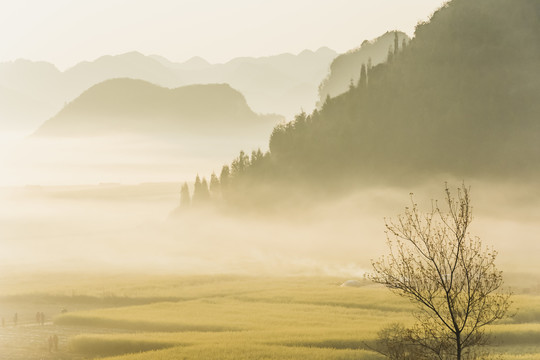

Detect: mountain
190,0,540,208
34,79,280,137
63,51,180,95
150,55,211,71
1,48,336,131
217,47,337,118
0,85,59,131
0,60,65,130
317,31,410,106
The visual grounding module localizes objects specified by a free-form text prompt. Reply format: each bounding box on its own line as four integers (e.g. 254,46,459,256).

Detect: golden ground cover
2,274,539,359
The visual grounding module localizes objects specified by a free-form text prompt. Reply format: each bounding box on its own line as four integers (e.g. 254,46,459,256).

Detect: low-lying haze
1,179,538,277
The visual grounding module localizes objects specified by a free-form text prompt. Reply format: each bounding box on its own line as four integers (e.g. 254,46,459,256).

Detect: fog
0,131,272,186
1,148,539,278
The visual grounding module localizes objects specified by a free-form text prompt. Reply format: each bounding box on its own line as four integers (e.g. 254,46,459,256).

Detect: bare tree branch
367,184,512,360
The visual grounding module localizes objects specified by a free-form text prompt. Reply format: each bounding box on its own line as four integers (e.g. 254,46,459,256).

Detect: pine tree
387,46,394,62
200,178,210,202
324,94,331,106
220,165,230,189
251,149,264,164
358,63,368,88
192,175,203,205
394,30,399,55
179,182,191,208
231,151,250,176
209,172,220,198
219,165,231,199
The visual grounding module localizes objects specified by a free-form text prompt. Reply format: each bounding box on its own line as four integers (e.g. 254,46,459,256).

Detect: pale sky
0,0,448,70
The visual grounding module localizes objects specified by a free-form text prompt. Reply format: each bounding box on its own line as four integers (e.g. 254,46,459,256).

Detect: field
1,273,540,360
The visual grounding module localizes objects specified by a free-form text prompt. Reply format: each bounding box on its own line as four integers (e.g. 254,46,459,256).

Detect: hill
34,79,279,137
271,0,540,180
183,0,540,209
317,31,409,106
0,49,336,131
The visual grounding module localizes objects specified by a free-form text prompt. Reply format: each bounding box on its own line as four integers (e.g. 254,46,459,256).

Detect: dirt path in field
0,321,136,360
0,321,132,360
0,300,131,360
1,321,83,360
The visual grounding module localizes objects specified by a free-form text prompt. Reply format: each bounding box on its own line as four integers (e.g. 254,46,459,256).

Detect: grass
70,334,184,357
3,274,540,359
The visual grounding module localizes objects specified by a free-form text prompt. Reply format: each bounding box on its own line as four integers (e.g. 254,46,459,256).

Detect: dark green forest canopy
185,0,540,209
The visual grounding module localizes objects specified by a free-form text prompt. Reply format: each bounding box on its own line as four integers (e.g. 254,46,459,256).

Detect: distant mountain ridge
34,79,280,138
0,48,337,131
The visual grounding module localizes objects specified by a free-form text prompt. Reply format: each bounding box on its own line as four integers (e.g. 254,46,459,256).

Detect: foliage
318,31,409,105
368,185,511,359
179,182,191,208
186,0,540,212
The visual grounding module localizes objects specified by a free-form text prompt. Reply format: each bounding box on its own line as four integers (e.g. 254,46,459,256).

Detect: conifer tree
349,78,355,91
231,151,250,176
358,64,368,88
192,175,203,204
179,182,191,208
209,172,220,198
325,94,331,106
387,46,394,62
200,178,210,202
220,165,230,190
250,149,264,165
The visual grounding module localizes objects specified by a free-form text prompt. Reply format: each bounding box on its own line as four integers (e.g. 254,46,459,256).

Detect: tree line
179,149,269,209
178,0,540,211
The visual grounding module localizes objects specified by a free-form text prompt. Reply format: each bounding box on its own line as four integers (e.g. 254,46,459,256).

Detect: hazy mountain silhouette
0,60,65,130
34,79,281,138
199,0,540,209
0,84,59,131
149,55,211,71
317,31,409,106
63,51,180,93
1,48,336,131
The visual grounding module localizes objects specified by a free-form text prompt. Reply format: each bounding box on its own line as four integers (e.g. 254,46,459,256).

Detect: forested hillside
271,0,540,179
180,0,540,210
317,31,409,106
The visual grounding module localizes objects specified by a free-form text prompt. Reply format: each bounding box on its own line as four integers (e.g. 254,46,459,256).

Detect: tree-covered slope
317,31,409,107
182,0,540,210
269,0,540,181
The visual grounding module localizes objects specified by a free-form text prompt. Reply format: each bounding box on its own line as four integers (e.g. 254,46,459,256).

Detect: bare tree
367,184,511,360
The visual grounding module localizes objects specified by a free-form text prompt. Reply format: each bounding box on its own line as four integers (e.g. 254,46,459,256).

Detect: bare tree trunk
456,332,461,360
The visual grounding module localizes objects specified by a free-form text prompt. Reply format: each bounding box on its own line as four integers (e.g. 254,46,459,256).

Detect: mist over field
0,132,270,186
1,176,539,276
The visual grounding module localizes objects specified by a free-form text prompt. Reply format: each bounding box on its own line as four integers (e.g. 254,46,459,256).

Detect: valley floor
1,274,540,360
